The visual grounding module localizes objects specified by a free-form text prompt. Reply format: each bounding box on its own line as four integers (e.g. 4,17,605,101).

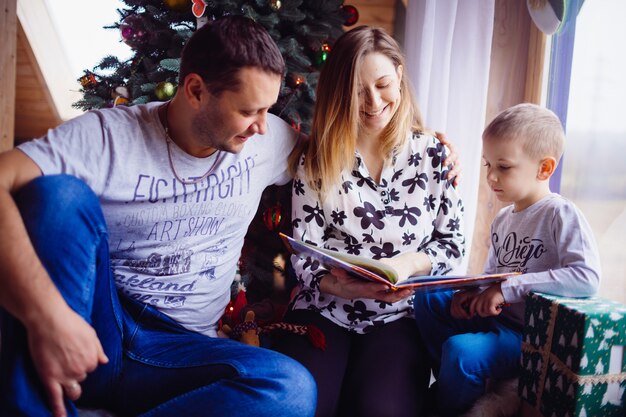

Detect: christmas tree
74,0,360,134
75,0,360,316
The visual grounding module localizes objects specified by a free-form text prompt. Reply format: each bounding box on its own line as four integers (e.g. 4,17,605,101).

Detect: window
555,0,626,302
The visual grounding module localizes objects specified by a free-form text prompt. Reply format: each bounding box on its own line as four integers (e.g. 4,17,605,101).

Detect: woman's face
357,52,403,136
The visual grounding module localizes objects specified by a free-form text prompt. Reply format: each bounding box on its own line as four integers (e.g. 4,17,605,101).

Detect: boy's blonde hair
288,26,424,197
482,103,565,161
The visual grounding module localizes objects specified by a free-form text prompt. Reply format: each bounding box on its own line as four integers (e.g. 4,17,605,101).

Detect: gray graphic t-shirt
18,102,297,336
485,193,601,327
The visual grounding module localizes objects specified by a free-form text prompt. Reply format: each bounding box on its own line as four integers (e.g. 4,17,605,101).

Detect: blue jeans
413,291,521,416
0,175,316,417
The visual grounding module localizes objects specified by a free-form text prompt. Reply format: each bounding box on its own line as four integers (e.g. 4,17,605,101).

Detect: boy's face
482,136,547,211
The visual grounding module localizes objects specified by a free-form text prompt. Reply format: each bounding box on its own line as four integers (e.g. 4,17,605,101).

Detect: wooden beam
524,22,547,103
0,0,17,151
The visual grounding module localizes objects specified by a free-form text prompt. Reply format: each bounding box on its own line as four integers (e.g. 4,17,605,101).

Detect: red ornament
342,5,359,26
79,73,97,88
263,205,283,231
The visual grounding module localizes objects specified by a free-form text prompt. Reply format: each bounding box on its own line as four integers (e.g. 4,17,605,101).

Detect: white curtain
404,0,495,273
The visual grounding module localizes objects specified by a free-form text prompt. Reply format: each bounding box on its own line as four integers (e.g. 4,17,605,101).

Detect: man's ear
183,73,206,109
537,157,557,180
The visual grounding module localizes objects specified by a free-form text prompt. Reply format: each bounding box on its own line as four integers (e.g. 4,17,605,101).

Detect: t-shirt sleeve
265,114,299,186
17,110,111,194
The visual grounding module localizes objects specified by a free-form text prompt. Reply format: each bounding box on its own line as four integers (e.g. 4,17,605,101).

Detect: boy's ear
537,157,557,180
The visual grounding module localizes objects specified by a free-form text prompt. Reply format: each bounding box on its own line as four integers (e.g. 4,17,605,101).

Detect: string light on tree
269,0,281,12
314,43,331,67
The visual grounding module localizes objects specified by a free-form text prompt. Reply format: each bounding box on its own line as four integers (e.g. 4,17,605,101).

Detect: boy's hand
468,283,506,317
434,131,461,187
450,289,479,319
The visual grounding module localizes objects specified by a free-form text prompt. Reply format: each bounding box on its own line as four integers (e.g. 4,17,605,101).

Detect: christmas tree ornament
113,96,129,106
111,86,129,100
342,5,359,26
164,0,191,12
79,73,97,88
269,0,281,11
155,81,176,100
120,15,148,48
192,0,207,18
263,205,283,231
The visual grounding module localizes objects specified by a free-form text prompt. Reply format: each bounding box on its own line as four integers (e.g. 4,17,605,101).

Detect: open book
280,233,520,291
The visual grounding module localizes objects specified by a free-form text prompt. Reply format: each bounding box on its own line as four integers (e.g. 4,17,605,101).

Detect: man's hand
321,268,413,303
450,289,479,319
27,306,108,417
434,131,461,187
468,283,506,318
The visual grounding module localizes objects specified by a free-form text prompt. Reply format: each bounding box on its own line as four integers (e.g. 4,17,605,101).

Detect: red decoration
79,73,97,88
192,0,207,18
342,5,359,26
263,205,283,231
223,289,248,326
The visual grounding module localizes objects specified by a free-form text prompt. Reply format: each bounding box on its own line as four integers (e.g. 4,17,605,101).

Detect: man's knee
271,355,317,416
15,175,98,213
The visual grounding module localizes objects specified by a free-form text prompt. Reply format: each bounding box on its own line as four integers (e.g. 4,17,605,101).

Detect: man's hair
483,103,565,161
179,16,285,96
292,25,424,196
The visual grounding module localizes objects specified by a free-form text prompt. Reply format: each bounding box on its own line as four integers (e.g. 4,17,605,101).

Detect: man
0,16,315,417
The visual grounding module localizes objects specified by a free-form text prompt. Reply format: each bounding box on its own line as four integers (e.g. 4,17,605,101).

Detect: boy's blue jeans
0,175,316,417
414,290,521,416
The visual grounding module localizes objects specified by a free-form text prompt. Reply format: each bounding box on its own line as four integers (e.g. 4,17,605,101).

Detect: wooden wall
0,0,17,152
349,0,397,34
14,21,62,142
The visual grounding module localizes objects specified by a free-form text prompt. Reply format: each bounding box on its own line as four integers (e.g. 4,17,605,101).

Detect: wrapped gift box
519,292,626,417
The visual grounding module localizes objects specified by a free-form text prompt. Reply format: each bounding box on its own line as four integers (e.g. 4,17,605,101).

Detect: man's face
192,67,282,155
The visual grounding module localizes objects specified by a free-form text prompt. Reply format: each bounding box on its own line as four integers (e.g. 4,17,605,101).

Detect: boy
414,103,601,416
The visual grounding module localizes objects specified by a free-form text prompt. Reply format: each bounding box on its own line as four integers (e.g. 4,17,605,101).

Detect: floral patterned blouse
289,132,465,333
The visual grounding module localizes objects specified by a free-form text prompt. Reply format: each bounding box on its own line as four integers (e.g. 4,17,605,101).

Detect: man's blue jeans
414,290,521,416
0,175,316,417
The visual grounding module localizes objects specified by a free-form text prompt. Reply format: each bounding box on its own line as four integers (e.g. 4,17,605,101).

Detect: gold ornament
164,0,191,12
155,82,176,101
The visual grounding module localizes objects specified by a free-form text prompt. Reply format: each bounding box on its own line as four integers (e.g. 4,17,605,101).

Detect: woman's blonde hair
288,26,424,197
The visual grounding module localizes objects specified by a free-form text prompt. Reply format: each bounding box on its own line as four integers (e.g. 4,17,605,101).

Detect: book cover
280,233,520,291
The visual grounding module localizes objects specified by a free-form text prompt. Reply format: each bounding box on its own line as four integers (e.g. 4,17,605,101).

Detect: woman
273,26,465,417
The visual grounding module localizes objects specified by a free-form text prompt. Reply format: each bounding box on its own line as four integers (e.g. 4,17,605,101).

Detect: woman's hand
27,305,108,417
321,268,414,303
434,131,461,187
378,252,431,283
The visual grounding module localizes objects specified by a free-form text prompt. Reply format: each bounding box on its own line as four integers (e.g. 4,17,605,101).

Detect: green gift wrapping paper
520,292,626,417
